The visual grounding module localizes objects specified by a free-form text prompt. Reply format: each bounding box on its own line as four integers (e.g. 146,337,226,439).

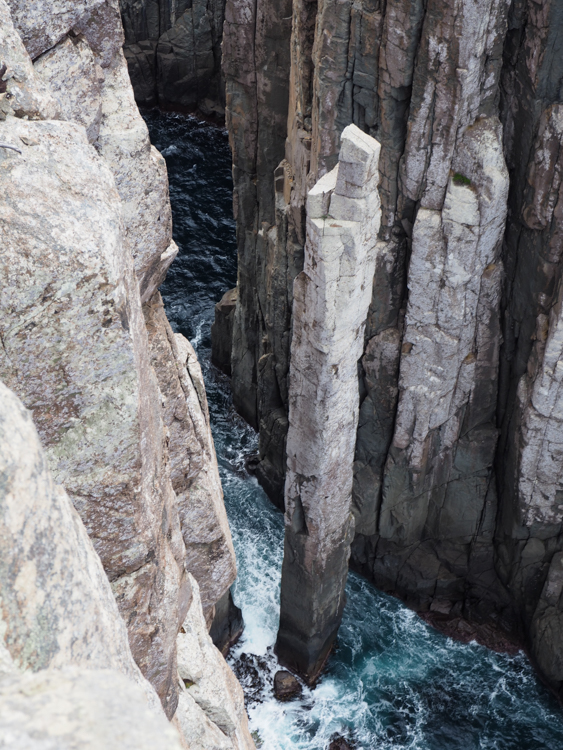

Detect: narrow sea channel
145,110,563,750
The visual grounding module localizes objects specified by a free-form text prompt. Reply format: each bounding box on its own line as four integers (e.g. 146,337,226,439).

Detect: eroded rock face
119,0,226,116
0,109,184,716
276,126,382,682
175,575,255,750
216,0,563,698
1,0,240,729
0,668,184,750
0,382,147,687
34,36,104,142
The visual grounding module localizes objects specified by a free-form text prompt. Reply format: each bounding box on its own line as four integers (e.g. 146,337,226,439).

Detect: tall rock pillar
275,125,381,682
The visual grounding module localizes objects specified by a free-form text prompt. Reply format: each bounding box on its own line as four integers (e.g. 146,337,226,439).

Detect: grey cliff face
215,0,563,698
0,0,253,743
119,0,226,116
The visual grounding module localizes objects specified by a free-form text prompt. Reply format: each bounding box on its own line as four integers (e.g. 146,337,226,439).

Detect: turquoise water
145,110,563,750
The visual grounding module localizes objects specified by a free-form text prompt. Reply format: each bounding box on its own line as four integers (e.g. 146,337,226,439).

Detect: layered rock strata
276,125,381,682
0,0,251,741
120,0,226,116
215,0,563,698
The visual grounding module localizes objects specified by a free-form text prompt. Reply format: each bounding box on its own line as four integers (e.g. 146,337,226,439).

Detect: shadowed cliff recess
120,0,226,117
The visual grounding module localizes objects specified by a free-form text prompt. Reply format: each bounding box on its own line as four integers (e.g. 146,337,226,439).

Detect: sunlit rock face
0,381,254,749
276,125,382,683
215,0,563,699
0,0,245,738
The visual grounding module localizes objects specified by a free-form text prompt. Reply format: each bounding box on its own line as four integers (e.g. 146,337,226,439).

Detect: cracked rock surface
276,125,382,682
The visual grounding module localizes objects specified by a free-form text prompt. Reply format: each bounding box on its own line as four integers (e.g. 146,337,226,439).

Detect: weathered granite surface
144,293,237,625
0,382,151,691
1,0,246,738
215,0,563,699
120,0,226,115
0,379,183,745
0,104,184,717
0,381,252,748
0,668,184,750
276,126,382,682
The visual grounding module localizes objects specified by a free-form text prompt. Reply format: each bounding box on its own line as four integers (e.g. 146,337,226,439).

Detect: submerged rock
327,736,354,750
273,670,302,702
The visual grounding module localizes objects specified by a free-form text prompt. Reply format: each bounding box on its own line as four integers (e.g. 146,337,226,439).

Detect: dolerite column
275,125,381,682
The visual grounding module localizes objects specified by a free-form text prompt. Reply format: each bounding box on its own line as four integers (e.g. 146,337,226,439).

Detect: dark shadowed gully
145,109,563,750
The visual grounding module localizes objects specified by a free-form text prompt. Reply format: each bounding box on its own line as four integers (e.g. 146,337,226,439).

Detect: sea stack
276,125,381,682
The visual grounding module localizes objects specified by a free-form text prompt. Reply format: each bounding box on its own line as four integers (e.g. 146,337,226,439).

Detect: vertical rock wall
216,0,563,698
0,0,251,741
119,0,226,115
0,380,254,749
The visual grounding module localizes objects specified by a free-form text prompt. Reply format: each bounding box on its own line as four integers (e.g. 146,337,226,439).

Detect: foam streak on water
144,110,563,750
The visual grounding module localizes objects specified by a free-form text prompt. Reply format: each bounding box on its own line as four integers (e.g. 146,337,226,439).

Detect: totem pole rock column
275,125,381,682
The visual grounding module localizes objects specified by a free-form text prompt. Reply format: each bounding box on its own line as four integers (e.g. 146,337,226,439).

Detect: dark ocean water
144,109,563,750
